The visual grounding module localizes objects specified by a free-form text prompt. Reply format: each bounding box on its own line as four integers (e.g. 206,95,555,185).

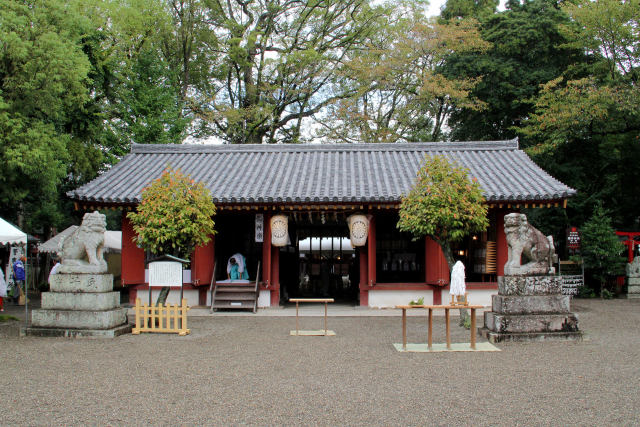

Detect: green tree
169,0,387,144
0,0,96,231
319,8,489,143
397,155,488,269
443,0,587,141
580,204,625,297
127,167,216,259
519,0,640,228
440,0,498,20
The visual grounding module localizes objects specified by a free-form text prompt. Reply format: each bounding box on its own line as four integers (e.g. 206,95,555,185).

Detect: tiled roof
68,139,576,205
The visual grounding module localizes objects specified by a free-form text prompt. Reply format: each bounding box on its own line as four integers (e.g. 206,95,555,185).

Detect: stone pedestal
23,273,132,338
479,276,582,343
628,277,640,299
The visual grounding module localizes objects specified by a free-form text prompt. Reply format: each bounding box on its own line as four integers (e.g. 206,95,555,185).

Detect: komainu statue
58,211,108,274
504,213,556,275
627,256,640,278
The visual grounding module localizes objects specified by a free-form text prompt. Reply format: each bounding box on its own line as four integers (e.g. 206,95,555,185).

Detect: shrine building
67,139,575,308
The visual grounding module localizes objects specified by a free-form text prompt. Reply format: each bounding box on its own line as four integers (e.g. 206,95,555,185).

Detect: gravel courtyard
1,298,638,426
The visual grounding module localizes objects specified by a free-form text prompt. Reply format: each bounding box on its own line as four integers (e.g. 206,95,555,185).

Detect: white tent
0,217,27,246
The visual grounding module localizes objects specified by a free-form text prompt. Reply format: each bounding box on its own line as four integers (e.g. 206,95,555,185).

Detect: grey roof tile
67,139,576,205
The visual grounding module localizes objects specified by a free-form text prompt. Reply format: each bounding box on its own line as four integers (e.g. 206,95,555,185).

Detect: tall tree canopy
174,0,387,144
318,6,489,143
442,0,587,141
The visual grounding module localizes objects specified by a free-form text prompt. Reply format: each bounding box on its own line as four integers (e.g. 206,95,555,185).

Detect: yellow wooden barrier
132,298,190,336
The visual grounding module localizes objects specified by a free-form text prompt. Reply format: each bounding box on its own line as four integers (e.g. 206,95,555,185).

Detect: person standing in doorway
0,267,7,311
12,256,25,304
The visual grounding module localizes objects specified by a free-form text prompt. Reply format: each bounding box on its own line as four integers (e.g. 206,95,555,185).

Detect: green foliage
397,155,488,268
0,0,96,231
601,289,614,300
409,297,425,306
580,204,625,297
443,0,587,141
576,285,596,299
127,167,216,259
321,9,489,143
0,315,20,323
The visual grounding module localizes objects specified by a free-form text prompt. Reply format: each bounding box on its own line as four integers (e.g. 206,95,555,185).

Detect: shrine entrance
279,212,359,304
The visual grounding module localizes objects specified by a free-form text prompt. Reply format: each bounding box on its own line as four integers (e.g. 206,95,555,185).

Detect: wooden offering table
289,298,335,336
396,304,484,351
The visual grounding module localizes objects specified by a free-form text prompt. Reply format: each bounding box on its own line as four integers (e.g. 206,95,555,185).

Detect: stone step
478,328,583,343
49,273,114,293
41,292,121,311
484,311,579,334
31,308,128,330
498,275,562,296
491,294,571,315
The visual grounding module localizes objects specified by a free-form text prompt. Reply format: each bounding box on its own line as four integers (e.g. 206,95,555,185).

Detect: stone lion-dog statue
58,211,108,274
504,213,556,275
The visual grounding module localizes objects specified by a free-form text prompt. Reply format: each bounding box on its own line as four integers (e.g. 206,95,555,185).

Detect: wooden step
213,301,255,309
215,286,256,293
214,293,257,301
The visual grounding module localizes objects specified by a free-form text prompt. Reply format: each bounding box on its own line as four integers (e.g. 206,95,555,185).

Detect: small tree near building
580,203,625,298
127,167,217,260
397,155,489,270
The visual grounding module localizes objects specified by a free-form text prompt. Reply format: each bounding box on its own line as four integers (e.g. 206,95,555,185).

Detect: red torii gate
616,231,640,263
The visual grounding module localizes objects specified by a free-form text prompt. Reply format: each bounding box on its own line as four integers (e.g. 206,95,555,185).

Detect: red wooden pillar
425,237,449,305
121,213,145,304
359,247,368,306
367,214,376,286
496,210,508,277
192,236,215,305
262,213,272,305
270,246,280,306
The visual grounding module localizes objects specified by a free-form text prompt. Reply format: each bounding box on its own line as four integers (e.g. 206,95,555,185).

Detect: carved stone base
22,323,132,338
491,294,571,314
50,273,114,293
483,311,579,333
479,328,583,343
30,273,129,337
31,308,128,330
482,275,581,342
628,277,640,299
498,275,562,295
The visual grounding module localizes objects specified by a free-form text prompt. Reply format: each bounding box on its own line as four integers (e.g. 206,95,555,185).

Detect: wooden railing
132,298,190,336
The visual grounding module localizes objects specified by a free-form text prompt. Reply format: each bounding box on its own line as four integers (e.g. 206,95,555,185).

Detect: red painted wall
425,237,449,285
121,213,145,286
192,237,215,286
192,236,215,305
359,247,369,306
367,215,376,286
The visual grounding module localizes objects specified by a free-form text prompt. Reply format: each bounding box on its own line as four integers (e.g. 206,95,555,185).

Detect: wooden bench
395,304,484,351
289,298,335,336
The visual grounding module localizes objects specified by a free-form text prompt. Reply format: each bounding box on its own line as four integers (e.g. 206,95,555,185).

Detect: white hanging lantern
348,214,369,247
270,215,288,247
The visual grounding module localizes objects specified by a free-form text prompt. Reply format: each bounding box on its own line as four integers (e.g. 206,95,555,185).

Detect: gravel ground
0,298,638,426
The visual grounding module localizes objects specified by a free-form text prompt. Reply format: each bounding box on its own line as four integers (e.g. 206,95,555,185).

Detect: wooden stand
289,298,335,336
396,304,484,351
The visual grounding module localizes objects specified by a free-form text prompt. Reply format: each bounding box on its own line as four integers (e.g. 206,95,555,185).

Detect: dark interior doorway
280,212,359,304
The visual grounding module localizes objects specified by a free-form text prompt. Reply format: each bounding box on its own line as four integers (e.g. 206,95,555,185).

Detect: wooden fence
132,298,190,336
